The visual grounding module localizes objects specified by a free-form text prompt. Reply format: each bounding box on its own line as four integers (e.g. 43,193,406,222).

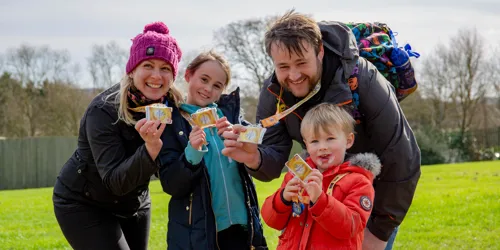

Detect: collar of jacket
216,87,241,125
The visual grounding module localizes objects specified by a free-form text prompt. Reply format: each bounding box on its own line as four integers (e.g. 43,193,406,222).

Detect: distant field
0,161,499,249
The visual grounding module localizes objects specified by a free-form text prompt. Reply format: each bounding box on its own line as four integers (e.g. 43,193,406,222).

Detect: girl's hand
189,126,206,150
216,116,233,136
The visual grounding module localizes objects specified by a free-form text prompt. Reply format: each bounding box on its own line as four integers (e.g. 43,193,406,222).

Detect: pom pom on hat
126,21,182,77
143,22,169,34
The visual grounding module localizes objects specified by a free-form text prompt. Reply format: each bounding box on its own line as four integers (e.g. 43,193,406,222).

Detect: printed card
237,125,266,144
191,107,218,129
146,104,172,124
285,154,313,181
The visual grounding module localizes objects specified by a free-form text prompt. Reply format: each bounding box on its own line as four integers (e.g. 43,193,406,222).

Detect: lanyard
260,82,321,128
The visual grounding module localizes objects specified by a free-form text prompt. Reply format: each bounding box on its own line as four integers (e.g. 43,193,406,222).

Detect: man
222,10,421,250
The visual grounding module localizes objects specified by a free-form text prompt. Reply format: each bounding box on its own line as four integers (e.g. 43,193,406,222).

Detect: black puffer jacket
250,21,421,241
53,84,161,217
158,88,267,250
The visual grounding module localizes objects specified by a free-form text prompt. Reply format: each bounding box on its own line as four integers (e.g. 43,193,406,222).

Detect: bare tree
420,44,455,129
0,73,25,137
491,44,500,93
4,44,73,136
214,16,275,96
448,29,490,135
87,41,128,90
64,63,82,85
6,44,71,86
0,54,4,73
420,28,496,161
40,81,93,136
420,28,493,133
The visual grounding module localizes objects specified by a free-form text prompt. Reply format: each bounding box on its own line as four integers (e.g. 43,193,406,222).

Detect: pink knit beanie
126,22,182,78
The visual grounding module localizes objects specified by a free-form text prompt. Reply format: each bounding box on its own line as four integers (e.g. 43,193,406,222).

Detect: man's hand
221,124,260,168
362,228,388,250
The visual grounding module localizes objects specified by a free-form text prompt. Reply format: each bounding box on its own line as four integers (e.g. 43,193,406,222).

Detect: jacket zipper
204,172,221,250
210,127,233,224
242,176,255,249
188,193,193,225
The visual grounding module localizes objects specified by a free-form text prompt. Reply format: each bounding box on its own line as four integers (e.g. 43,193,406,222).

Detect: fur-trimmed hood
348,153,381,177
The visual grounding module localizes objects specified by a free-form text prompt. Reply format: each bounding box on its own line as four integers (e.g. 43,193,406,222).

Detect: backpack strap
326,172,350,195
344,61,363,124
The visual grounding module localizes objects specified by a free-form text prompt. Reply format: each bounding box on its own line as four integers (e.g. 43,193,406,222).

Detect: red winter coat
261,153,381,250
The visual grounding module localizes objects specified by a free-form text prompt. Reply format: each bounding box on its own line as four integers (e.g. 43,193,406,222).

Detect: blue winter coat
158,88,267,250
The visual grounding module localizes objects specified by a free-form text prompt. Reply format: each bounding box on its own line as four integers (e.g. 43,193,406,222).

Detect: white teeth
146,83,162,89
290,78,305,84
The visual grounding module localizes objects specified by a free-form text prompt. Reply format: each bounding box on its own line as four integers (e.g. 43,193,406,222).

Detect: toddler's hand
303,169,323,203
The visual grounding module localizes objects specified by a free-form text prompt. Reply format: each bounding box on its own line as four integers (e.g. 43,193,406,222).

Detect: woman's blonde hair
105,75,183,126
186,49,231,87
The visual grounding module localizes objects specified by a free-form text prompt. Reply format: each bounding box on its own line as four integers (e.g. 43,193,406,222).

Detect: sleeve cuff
184,142,208,165
310,192,328,216
367,217,395,241
273,188,292,213
245,148,263,172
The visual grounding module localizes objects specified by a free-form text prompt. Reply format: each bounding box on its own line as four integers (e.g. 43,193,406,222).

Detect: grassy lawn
0,161,499,249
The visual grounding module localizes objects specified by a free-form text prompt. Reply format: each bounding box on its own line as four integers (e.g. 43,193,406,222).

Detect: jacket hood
317,21,359,80
348,153,381,177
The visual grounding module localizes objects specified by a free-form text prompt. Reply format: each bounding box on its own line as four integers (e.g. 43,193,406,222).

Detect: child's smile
317,153,335,166
186,60,227,107
303,127,354,172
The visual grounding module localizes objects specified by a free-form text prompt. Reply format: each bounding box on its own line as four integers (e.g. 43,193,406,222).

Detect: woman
52,21,182,250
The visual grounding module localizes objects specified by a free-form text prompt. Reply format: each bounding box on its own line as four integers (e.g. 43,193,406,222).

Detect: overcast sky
1,0,499,87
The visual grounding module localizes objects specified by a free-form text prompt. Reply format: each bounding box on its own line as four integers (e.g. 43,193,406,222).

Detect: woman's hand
135,118,166,160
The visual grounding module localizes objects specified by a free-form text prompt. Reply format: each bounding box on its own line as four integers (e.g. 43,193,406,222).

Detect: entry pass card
285,154,313,181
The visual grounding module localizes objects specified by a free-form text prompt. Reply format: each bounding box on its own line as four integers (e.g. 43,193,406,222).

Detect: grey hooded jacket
249,21,421,241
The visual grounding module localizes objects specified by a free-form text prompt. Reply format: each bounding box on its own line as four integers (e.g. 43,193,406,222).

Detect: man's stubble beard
279,58,323,97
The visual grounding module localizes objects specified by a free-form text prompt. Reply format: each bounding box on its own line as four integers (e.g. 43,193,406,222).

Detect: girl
158,50,267,250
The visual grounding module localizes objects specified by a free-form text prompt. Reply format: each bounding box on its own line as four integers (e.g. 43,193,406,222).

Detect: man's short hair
300,103,356,139
265,9,322,58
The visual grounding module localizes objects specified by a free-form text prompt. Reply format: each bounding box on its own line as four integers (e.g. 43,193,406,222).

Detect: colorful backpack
346,22,420,102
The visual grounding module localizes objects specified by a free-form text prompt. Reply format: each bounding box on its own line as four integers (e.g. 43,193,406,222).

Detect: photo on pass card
285,154,313,181
145,104,172,124
191,107,218,129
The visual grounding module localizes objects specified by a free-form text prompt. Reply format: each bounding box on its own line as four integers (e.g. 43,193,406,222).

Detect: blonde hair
300,103,355,139
105,75,183,126
265,9,322,57
186,49,231,87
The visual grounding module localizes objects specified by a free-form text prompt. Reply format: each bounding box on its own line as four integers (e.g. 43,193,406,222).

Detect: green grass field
1,161,499,249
